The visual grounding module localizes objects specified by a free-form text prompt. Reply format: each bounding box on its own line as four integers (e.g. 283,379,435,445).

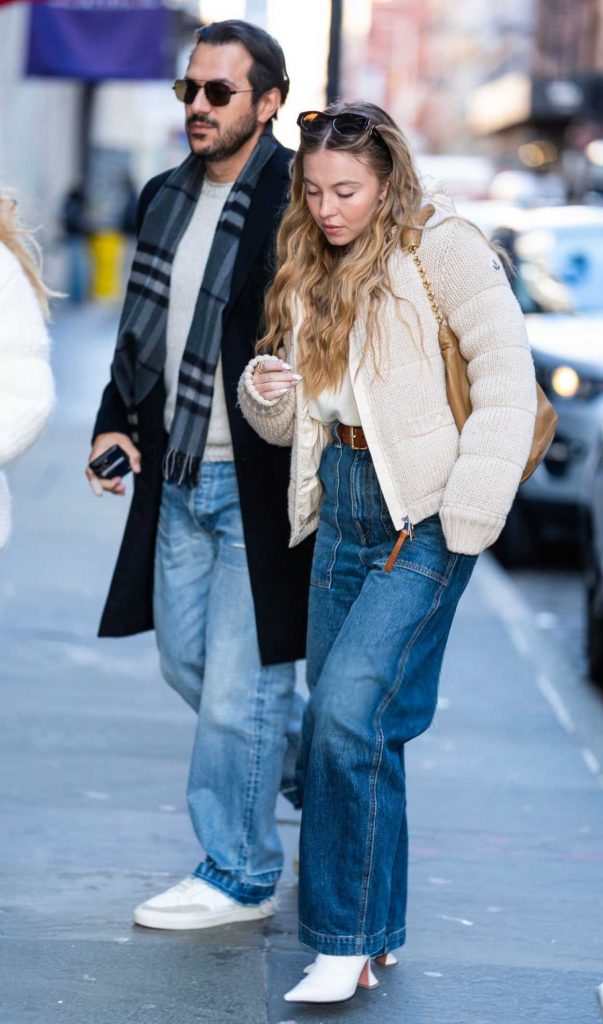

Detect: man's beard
187,106,259,162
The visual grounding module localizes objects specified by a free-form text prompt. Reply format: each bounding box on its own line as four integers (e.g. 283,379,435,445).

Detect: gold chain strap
406,243,445,327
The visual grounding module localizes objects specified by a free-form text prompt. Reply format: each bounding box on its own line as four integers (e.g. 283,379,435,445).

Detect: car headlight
551,365,580,398
534,359,603,401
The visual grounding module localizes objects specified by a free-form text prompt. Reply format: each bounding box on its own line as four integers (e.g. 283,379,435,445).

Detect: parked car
584,441,603,686
484,206,603,564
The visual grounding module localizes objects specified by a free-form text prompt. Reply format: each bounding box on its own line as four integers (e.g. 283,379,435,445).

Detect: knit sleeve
437,219,537,555
237,356,296,448
0,258,55,468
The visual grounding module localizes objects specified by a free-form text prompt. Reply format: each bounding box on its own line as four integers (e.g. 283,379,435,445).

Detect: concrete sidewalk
1,304,602,1024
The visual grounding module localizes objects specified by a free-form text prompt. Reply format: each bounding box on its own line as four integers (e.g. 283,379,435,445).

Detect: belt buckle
350,426,363,450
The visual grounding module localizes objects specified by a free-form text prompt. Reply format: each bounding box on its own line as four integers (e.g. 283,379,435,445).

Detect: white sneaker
133,876,277,930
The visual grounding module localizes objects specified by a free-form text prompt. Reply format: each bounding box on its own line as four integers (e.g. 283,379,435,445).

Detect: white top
164,178,234,460
307,366,361,426
0,244,54,549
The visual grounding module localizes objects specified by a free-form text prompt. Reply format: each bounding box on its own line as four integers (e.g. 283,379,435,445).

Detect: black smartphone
88,444,132,480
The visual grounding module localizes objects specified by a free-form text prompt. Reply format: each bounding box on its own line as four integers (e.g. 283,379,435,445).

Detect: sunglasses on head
173,78,254,107
296,110,388,151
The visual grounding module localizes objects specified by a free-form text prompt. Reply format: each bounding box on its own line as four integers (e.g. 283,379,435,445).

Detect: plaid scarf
111,130,277,485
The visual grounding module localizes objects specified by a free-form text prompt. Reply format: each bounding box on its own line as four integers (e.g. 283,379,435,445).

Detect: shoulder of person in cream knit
398,196,500,269
249,201,510,406
388,199,512,317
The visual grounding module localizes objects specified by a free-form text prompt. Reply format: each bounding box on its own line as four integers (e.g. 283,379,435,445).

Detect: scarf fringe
163,449,203,487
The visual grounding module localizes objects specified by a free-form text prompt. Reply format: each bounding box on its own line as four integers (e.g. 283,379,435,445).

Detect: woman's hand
253,356,302,401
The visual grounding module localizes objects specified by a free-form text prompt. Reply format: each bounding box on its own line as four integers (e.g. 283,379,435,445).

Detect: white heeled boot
376,952,399,967
303,950,398,974
284,953,379,1003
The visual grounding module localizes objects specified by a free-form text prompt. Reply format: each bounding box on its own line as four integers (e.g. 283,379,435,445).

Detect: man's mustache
187,115,219,130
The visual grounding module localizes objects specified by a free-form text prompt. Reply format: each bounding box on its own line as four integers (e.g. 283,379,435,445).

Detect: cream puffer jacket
0,243,54,549
238,208,537,556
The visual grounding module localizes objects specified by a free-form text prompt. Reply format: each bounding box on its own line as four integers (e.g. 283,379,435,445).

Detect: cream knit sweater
238,208,537,556
0,244,54,549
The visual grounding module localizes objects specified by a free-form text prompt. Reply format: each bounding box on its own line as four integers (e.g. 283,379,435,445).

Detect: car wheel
495,501,539,568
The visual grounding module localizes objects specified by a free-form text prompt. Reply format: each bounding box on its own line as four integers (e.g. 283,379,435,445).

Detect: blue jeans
297,434,477,954
153,463,297,905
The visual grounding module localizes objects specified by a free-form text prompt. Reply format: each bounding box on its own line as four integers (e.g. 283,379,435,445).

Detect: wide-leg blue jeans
153,463,297,905
297,433,477,954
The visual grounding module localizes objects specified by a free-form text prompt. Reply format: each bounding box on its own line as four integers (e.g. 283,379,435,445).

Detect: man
86,20,313,930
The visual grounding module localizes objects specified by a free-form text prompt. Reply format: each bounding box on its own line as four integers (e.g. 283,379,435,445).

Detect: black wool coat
93,142,315,666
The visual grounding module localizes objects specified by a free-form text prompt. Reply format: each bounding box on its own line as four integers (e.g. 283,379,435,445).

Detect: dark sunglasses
297,110,388,151
173,78,254,107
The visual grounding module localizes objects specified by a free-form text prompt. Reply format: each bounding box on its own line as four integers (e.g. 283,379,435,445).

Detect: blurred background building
2,0,603,295
468,0,603,198
0,0,331,294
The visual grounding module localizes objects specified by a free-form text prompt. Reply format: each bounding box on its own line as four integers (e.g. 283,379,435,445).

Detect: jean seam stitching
379,518,456,584
388,558,450,586
195,863,277,902
365,457,374,546
350,452,369,547
187,481,200,525
357,577,448,943
238,669,265,871
315,442,344,588
380,488,394,540
298,921,407,941
385,579,447,716
357,726,384,942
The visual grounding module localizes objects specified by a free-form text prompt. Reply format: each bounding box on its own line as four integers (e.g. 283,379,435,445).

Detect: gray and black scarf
111,129,277,486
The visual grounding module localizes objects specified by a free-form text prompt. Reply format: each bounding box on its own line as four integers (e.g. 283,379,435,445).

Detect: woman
0,192,54,549
238,102,536,1004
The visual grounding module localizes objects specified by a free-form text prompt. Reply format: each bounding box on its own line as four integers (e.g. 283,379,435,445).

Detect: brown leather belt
336,423,369,450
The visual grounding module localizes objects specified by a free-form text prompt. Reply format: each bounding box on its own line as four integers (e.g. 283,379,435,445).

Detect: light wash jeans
296,432,477,954
153,462,297,905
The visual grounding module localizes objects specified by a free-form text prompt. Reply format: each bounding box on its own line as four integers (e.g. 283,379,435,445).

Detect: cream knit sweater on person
238,208,537,556
0,243,54,548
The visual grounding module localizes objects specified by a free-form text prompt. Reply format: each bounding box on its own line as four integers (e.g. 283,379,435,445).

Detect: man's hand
86,432,141,497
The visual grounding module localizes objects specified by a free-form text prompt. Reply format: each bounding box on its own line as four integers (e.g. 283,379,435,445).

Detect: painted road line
475,554,603,785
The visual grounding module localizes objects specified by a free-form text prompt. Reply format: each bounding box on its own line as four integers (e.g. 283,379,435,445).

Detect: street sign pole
79,81,95,186
327,0,343,104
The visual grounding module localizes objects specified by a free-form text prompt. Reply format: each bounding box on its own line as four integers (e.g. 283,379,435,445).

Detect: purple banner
26,1,176,81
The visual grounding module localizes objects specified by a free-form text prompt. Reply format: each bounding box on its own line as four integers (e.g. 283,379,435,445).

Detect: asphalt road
505,554,603,772
511,564,586,681
1,304,602,1024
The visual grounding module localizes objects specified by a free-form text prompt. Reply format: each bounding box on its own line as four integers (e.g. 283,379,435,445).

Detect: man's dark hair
195,20,289,119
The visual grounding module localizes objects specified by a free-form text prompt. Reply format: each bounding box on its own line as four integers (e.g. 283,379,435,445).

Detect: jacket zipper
384,516,414,574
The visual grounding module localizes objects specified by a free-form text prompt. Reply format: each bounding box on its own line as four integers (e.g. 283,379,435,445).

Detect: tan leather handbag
401,206,558,484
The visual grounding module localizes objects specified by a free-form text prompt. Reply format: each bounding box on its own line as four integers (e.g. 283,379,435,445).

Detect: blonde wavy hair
257,101,425,396
0,192,52,319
